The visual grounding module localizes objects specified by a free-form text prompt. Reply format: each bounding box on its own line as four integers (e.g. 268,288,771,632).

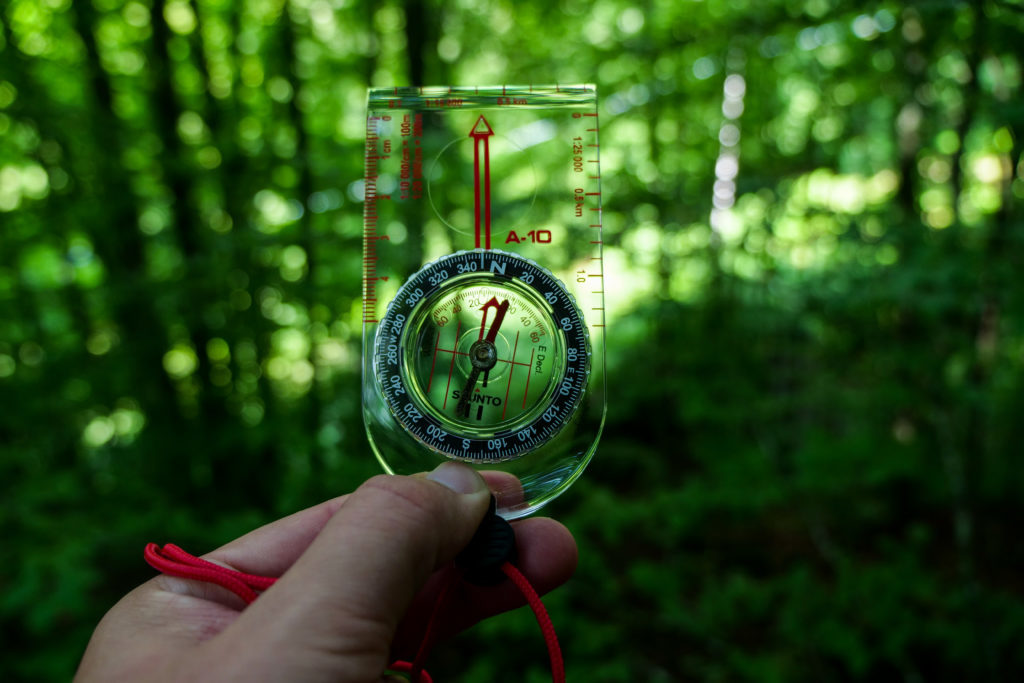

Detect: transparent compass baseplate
361,85,605,519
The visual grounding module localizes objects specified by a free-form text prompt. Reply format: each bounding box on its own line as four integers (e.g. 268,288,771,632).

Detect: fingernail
427,462,487,495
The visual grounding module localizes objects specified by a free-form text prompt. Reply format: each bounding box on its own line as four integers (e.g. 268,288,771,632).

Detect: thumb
207,463,491,682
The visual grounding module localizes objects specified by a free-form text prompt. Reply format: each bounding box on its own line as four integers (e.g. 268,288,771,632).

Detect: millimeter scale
361,85,605,518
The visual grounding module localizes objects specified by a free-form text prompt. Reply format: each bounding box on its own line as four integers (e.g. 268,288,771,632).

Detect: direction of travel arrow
469,115,494,249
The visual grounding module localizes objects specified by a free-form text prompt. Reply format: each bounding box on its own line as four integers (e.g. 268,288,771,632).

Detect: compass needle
457,297,508,417
479,296,510,342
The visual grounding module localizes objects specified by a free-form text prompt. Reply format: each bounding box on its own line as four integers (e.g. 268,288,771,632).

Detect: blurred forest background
2,0,1024,680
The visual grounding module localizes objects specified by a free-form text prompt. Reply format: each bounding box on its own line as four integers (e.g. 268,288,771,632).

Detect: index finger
203,493,350,576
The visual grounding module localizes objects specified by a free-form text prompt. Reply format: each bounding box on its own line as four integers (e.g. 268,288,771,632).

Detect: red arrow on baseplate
469,115,494,249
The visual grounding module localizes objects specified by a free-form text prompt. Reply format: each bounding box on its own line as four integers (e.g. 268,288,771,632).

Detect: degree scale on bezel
374,250,589,462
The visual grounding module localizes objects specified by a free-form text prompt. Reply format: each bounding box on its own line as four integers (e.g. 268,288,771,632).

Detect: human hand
75,463,577,682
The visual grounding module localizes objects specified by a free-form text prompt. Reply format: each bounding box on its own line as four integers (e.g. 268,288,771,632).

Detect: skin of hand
74,463,577,683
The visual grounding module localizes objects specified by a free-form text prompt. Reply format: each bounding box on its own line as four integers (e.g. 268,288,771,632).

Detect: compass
361,85,605,518
374,250,588,462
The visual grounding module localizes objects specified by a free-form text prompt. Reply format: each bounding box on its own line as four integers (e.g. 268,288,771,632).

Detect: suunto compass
374,250,588,462
361,85,606,518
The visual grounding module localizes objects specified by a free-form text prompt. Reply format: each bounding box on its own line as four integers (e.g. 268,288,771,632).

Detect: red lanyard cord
501,561,564,682
144,543,274,602
142,541,564,682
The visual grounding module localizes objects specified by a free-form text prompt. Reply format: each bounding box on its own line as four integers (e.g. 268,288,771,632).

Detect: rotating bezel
373,250,590,462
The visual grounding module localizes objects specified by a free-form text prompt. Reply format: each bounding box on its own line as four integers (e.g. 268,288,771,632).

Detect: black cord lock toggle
455,496,518,586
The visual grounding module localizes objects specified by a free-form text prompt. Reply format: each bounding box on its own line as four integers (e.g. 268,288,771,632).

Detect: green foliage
2,0,1024,680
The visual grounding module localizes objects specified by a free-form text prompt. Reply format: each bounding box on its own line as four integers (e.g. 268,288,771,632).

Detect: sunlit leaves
85,327,118,355
253,188,303,231
162,343,198,379
80,401,145,448
163,0,197,35
0,162,49,211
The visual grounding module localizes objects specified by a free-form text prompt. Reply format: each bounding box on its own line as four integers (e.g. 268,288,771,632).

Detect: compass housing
363,250,601,518
373,250,589,462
